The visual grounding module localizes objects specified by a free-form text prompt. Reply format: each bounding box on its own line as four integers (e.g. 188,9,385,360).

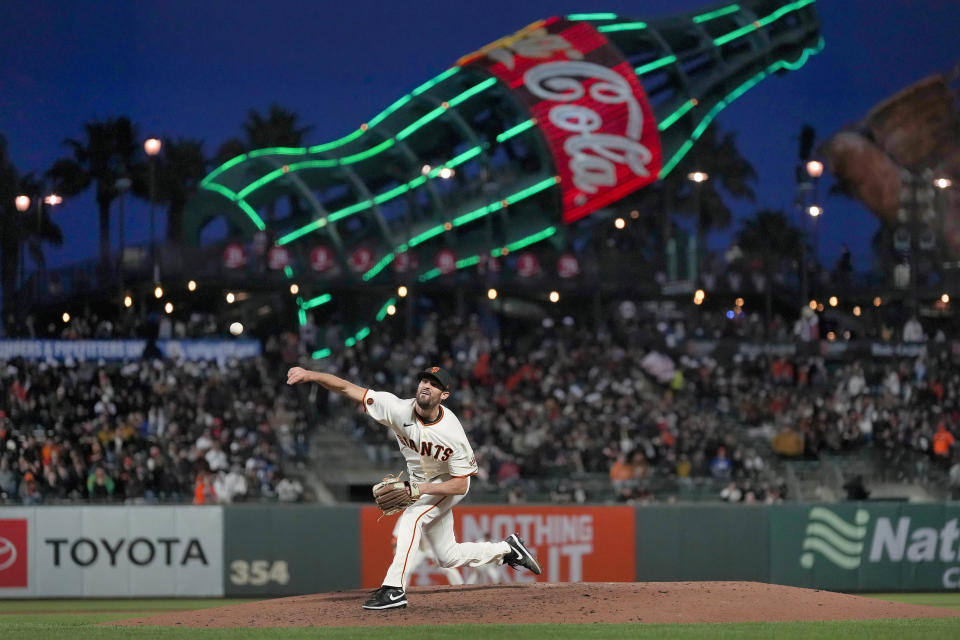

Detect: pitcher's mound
110,582,960,628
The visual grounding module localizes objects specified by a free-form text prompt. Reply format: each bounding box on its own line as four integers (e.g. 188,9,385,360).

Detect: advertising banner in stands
0,507,223,598
0,339,261,361
360,505,635,588
771,503,960,591
459,17,662,224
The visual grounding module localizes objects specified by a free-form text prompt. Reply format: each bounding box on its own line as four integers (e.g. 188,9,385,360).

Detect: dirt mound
110,582,960,628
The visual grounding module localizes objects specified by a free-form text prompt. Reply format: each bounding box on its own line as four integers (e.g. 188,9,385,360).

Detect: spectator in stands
87,465,116,502
949,454,960,500
193,468,216,505
214,465,249,503
19,471,43,504
276,474,304,502
710,447,733,480
609,453,634,490
933,423,956,463
0,456,16,499
903,316,925,342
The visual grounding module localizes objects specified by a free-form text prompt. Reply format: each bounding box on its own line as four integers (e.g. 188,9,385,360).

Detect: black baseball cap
417,366,453,391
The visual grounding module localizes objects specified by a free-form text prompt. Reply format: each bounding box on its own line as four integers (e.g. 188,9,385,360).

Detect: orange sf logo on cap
431,367,439,373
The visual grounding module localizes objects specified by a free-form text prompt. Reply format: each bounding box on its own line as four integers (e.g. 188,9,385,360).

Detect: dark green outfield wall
217,503,960,596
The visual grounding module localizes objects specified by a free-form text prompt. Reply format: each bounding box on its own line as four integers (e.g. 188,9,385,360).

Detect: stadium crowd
321,303,960,503
3,301,960,506
0,351,308,505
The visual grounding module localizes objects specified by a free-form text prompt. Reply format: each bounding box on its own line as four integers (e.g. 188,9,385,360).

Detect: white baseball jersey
361,389,478,482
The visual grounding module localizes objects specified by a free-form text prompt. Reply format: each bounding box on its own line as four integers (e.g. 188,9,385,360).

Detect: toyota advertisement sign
0,507,223,598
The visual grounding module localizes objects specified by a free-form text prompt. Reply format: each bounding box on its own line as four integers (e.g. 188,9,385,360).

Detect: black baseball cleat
362,585,408,610
504,533,542,575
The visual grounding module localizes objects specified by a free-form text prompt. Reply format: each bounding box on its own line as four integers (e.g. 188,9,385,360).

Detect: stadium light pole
687,171,709,285
115,175,132,315
144,138,162,284
14,195,30,292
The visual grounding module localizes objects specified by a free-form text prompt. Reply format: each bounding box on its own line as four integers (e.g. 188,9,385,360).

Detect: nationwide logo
799,507,870,570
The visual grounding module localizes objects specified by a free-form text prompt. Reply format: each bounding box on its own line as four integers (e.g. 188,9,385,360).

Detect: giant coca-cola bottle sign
460,17,662,224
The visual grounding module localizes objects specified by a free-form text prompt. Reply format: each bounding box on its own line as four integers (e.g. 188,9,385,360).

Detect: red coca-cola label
557,253,580,278
460,18,661,224
267,246,290,270
435,249,457,274
310,245,334,272
223,243,247,269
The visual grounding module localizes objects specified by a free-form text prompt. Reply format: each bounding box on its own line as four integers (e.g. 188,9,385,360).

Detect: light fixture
154,285,163,299
438,167,454,179
942,293,950,304
687,171,709,183
387,304,397,316
549,291,560,303
164,302,173,314
397,285,408,298
44,194,63,206
226,292,236,304
807,205,823,217
229,322,243,336
144,138,162,156
123,295,133,308
487,288,498,300
187,280,197,292
934,178,952,189
289,284,300,295
15,195,30,212
829,296,838,307
614,217,626,229
62,312,70,323
421,164,431,175
806,160,824,178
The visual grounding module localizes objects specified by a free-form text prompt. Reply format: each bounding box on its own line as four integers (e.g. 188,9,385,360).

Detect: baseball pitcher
287,365,542,609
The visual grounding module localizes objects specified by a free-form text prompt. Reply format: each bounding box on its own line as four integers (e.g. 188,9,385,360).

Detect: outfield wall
2,502,959,597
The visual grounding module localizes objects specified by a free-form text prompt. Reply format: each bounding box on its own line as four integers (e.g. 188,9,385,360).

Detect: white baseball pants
383,481,510,589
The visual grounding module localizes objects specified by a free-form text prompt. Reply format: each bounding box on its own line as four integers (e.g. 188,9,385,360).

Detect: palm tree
1,136,64,327
132,138,207,244
615,124,757,277
215,105,312,164
215,106,313,222
736,209,804,330
676,126,757,269
47,117,140,265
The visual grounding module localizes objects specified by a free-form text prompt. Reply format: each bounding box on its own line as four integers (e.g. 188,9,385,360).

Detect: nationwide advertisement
0,507,223,597
771,503,960,591
360,505,635,588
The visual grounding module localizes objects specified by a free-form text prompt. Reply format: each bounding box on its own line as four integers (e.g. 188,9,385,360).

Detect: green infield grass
0,594,958,639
